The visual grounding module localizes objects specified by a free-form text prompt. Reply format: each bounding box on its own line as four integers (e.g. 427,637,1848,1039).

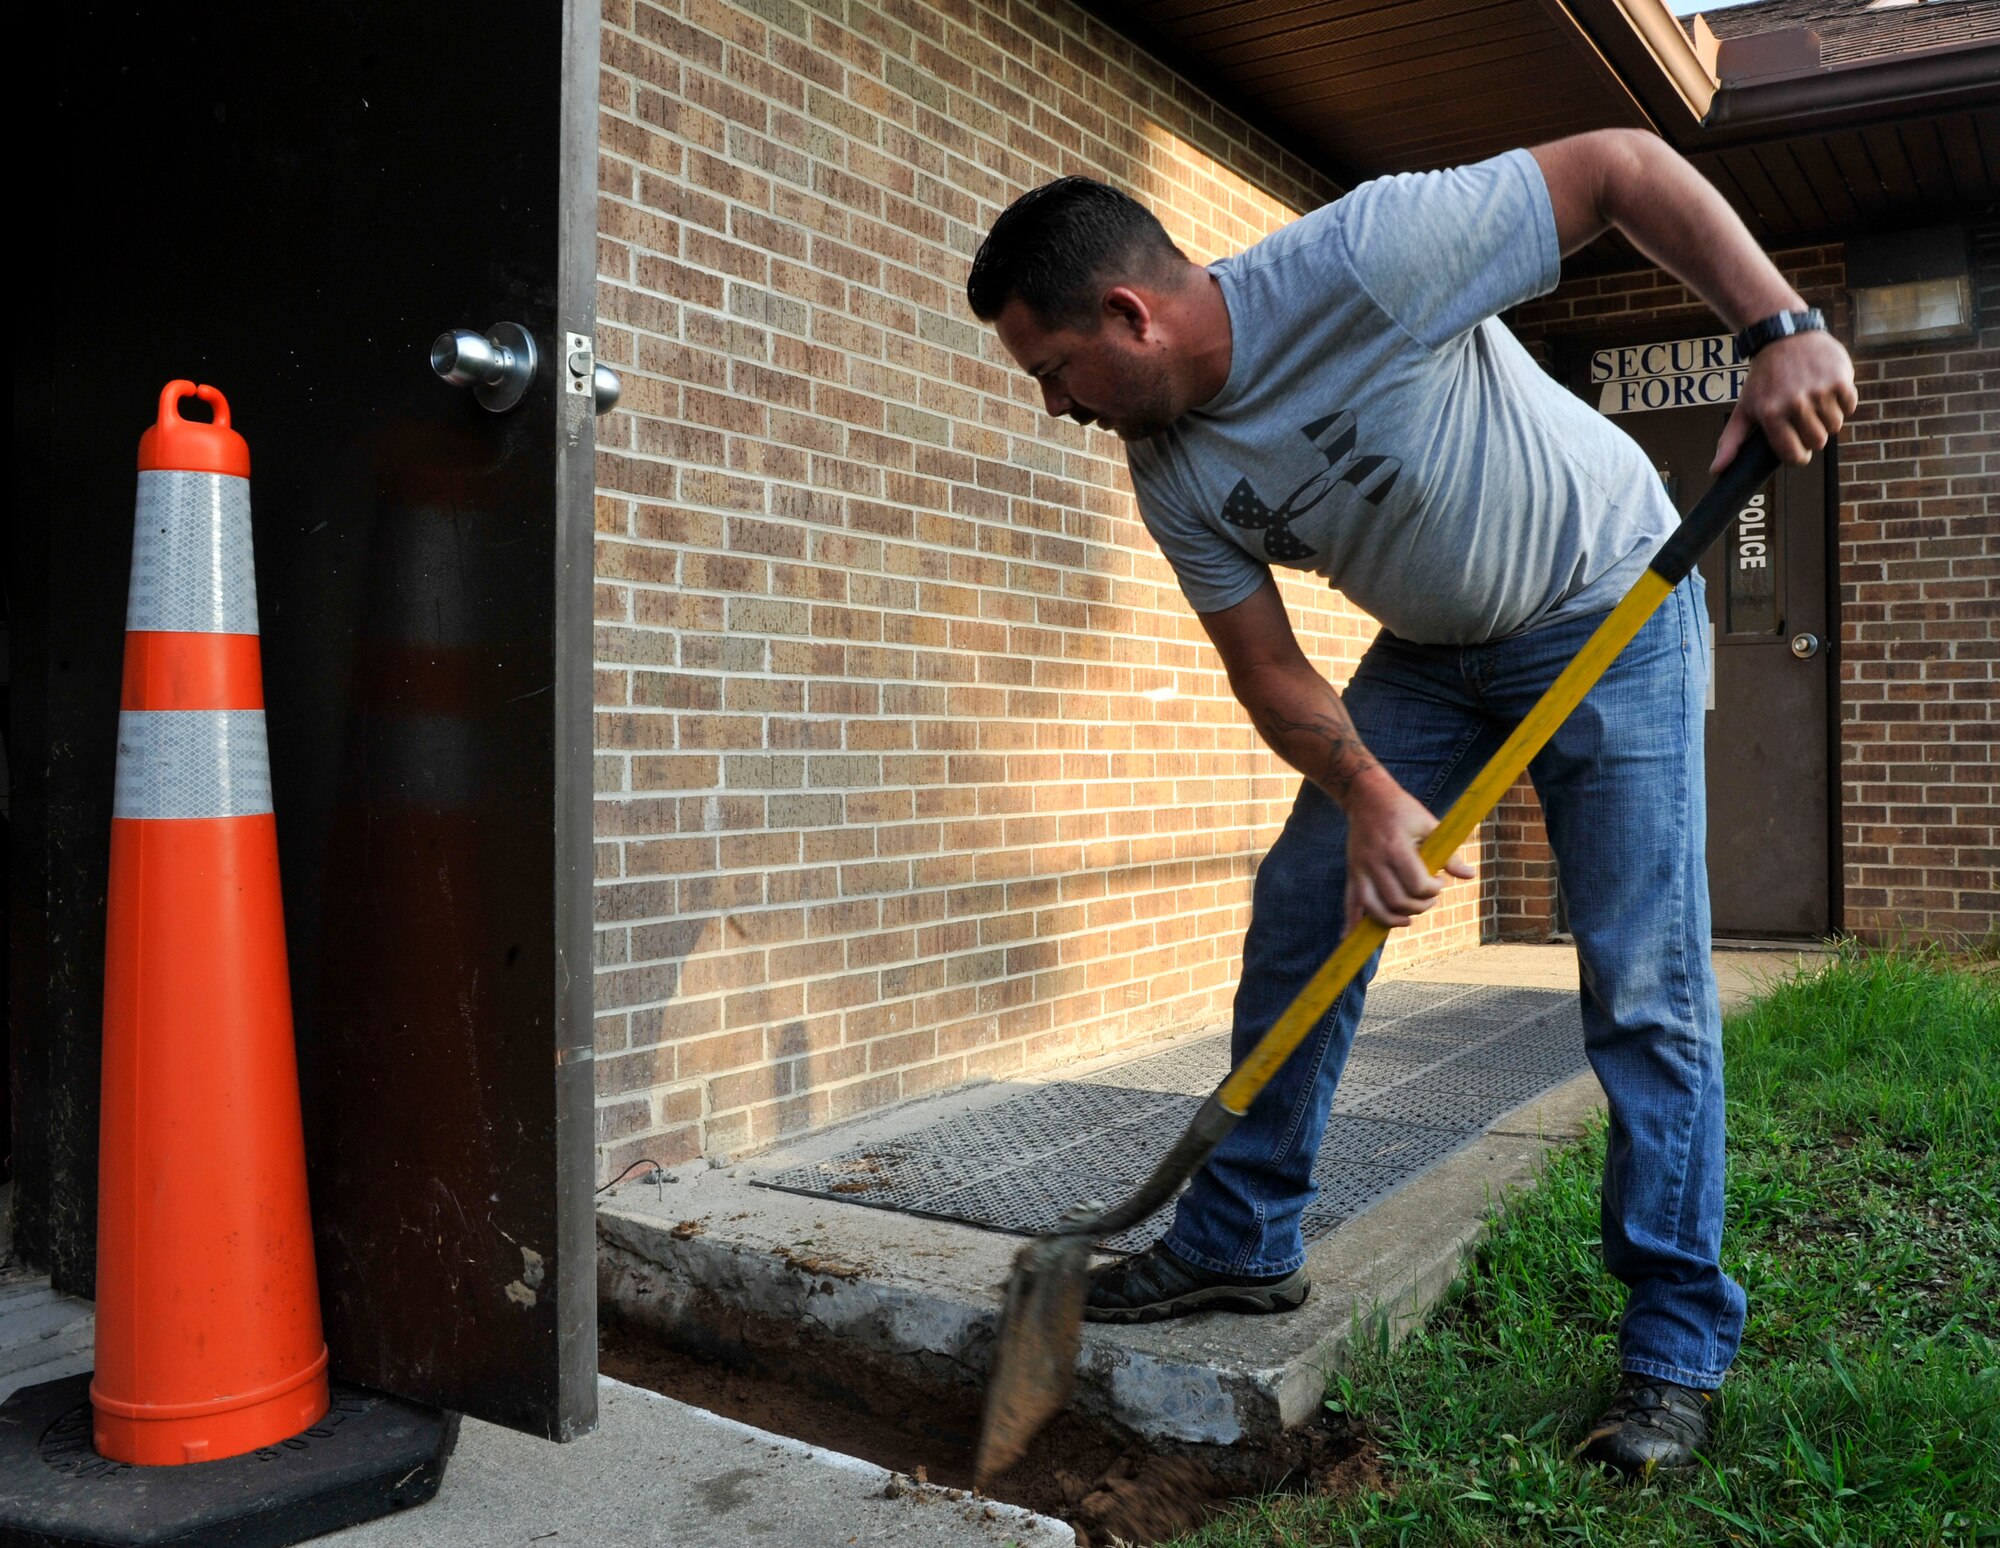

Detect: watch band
1735,308,1826,360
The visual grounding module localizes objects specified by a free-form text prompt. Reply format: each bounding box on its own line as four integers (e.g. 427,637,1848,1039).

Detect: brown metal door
1619,408,1834,938
11,1,600,1437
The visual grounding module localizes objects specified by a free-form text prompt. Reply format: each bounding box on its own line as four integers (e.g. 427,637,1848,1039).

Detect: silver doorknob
431,322,537,412
1790,632,1821,660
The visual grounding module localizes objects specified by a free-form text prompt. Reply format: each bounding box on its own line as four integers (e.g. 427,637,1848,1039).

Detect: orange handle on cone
93,382,329,1466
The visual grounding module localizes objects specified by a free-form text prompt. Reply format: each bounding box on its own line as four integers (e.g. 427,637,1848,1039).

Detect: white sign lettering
1737,493,1767,570
1592,334,1750,416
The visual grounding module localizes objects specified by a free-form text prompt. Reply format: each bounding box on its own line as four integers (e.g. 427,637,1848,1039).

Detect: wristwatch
1735,308,1826,361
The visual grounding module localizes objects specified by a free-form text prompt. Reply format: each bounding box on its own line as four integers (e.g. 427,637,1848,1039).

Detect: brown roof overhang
1696,36,2000,147
1081,0,1997,251
1558,0,2000,152
1544,0,1717,132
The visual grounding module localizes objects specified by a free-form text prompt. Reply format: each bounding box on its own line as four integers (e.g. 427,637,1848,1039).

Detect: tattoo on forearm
1263,707,1381,799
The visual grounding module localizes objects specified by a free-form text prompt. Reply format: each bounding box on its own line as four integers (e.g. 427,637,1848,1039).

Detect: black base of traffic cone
0,1374,456,1546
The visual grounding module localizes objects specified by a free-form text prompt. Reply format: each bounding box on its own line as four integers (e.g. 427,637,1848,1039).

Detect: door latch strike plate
564,332,594,398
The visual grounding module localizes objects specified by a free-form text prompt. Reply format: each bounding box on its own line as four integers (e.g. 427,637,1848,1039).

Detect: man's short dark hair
966,177,1188,329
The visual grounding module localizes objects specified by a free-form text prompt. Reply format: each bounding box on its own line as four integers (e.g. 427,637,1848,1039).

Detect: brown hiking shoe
1575,1374,1716,1476
1084,1239,1309,1324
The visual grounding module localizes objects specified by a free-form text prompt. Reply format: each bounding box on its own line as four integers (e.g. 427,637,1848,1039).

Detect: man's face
994,294,1181,442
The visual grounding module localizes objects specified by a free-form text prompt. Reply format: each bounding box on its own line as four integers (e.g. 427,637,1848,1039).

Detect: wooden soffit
1085,0,2000,255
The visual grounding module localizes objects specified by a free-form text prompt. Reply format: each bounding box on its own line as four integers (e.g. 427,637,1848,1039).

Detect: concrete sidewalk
598,943,1824,1450
325,1377,1071,1547
0,1265,95,1403
1397,941,1816,1008
0,1274,1069,1547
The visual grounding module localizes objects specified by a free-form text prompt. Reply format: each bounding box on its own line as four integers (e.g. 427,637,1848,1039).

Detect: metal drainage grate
759,982,1586,1252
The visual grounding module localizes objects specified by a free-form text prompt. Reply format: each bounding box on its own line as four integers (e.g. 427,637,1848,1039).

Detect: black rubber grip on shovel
1647,435,1783,586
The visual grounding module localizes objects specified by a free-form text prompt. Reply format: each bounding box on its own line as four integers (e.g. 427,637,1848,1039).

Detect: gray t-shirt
1126,149,1677,645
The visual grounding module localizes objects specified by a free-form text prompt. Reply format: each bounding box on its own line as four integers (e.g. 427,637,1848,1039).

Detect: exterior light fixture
1847,226,1975,348
1854,277,1974,347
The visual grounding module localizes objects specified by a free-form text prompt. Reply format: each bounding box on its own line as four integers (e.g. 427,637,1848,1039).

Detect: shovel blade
974,1231,1094,1488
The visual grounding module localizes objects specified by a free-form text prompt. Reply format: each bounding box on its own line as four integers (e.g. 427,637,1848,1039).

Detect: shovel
972,434,1781,1487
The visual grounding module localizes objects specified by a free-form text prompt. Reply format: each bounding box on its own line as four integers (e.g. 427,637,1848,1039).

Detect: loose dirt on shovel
600,1318,1382,1546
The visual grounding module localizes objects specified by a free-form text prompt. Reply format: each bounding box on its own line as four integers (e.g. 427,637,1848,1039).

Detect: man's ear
1102,286,1154,340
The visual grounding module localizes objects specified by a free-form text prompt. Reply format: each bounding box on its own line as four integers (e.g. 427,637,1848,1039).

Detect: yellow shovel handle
1215,569,1676,1115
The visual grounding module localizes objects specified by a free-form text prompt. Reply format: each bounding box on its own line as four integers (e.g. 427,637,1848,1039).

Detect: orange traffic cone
92,381,330,1466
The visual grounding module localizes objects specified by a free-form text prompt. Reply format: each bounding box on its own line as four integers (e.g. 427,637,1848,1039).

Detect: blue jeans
1161,577,1746,1391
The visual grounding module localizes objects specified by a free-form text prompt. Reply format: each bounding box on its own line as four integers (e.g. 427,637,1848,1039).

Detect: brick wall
588,0,1492,1179
1485,777,1558,941
1837,224,1999,942
1508,229,1999,948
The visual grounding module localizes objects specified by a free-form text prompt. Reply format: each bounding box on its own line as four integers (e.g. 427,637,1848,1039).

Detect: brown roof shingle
1686,0,2000,67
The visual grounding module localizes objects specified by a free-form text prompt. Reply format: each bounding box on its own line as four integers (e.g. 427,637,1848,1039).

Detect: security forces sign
1592,334,1750,415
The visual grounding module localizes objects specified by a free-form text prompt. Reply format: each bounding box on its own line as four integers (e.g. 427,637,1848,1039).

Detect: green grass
1183,947,2000,1547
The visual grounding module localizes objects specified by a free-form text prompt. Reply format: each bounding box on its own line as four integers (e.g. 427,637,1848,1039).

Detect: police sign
1592,334,1750,416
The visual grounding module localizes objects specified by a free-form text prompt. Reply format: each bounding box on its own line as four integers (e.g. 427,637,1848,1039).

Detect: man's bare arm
1198,580,1473,929
1530,130,1857,472
1205,588,1382,802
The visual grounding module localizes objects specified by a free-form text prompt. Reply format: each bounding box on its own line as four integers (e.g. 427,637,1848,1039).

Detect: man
964,130,1855,1474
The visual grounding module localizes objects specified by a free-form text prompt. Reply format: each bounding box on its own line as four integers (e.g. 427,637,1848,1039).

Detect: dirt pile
1058,1454,1226,1546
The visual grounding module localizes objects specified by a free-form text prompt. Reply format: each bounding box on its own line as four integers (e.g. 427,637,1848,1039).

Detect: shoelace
1604,1380,1706,1434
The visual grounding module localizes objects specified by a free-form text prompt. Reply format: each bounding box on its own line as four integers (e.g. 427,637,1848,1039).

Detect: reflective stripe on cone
114,710,275,819
126,471,261,634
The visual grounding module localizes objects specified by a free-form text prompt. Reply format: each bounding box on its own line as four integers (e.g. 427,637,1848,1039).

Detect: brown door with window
1615,408,1833,938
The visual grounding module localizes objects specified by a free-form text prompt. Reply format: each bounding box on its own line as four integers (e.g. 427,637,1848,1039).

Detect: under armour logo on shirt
1219,410,1402,562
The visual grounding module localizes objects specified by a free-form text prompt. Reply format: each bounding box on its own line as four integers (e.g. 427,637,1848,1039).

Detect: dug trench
598,1297,1382,1547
